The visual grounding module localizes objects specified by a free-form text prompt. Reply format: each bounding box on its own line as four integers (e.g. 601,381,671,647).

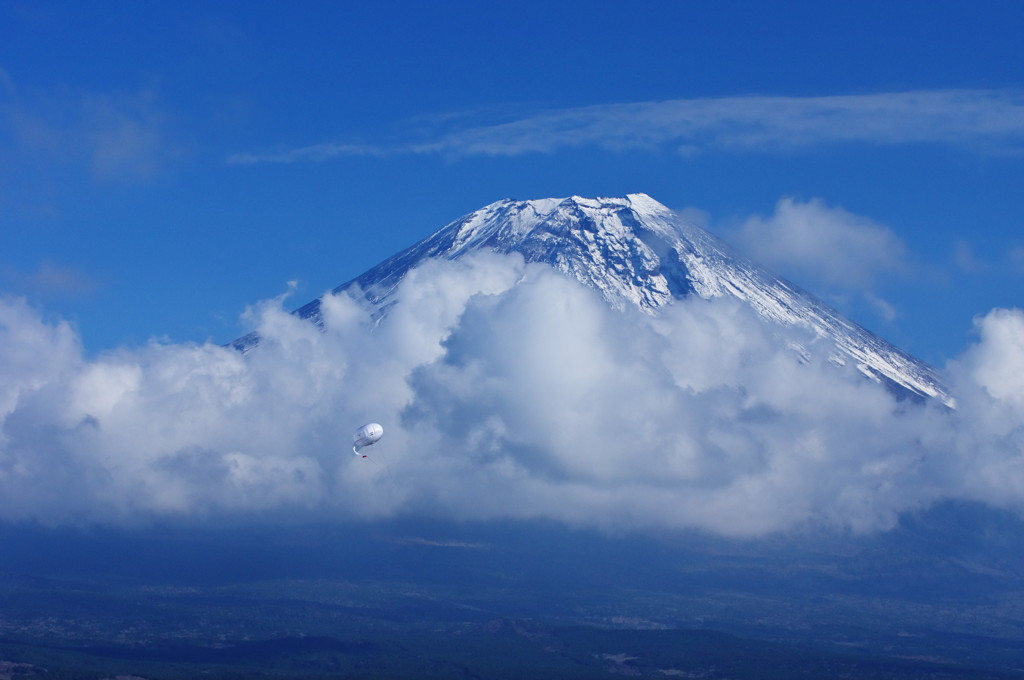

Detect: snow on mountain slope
238,194,950,405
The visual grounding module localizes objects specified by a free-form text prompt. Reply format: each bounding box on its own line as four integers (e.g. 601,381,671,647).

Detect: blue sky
2,0,1022,365
2,1,1024,533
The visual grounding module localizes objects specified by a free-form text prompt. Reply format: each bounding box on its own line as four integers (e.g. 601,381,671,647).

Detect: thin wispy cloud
228,89,1024,165
954,240,988,273
227,142,390,166
0,260,100,299
1011,247,1024,275
1,76,171,185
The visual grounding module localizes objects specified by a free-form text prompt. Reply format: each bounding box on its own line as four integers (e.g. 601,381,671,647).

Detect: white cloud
230,90,1024,164
717,197,908,322
955,308,1024,410
1,258,1022,536
727,197,908,291
942,309,1024,508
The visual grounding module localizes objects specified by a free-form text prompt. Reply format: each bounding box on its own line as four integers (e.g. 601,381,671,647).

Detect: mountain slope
237,194,949,404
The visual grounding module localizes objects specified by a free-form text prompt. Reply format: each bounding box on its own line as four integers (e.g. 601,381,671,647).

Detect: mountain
235,193,949,405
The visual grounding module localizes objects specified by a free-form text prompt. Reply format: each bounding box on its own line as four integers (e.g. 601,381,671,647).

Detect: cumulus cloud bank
1,252,1023,536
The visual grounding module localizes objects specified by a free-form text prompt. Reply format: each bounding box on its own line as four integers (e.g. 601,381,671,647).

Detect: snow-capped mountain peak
240,194,950,405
